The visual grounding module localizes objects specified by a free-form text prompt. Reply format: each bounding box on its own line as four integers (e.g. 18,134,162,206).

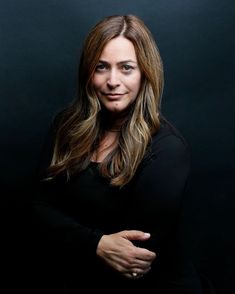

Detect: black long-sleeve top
32,116,203,293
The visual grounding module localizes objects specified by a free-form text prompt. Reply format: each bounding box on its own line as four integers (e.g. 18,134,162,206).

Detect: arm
131,134,192,270
129,134,203,292
31,116,103,264
32,116,155,276
33,186,156,279
95,133,191,280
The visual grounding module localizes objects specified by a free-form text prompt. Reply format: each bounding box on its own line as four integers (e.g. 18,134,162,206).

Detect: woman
32,15,204,293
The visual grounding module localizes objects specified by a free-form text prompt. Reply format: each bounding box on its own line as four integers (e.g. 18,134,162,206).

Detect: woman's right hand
96,230,157,279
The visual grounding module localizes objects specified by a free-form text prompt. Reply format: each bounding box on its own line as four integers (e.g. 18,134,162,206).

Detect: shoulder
133,116,191,195
154,116,189,149
145,115,191,164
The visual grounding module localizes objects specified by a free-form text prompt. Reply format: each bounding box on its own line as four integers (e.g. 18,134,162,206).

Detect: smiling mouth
104,93,124,96
103,92,125,99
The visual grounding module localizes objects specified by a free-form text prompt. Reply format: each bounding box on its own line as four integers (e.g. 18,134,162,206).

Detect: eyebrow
98,59,137,64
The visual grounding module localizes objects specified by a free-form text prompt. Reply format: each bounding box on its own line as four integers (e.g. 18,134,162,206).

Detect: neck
103,108,131,132
106,128,121,133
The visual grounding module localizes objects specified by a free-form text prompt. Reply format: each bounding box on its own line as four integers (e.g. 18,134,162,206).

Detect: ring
132,272,138,278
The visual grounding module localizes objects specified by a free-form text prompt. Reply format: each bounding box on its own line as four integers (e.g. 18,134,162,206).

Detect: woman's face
92,36,142,114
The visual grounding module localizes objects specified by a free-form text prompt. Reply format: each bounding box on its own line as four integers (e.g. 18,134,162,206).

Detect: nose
107,69,120,89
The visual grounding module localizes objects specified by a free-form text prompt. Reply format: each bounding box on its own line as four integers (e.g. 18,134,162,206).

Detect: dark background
1,0,234,293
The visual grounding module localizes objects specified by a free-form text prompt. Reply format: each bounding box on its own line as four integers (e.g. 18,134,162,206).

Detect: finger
123,272,134,279
135,248,157,261
125,271,146,280
123,272,143,280
131,259,152,269
130,266,151,278
142,266,151,275
122,265,152,279
121,230,151,241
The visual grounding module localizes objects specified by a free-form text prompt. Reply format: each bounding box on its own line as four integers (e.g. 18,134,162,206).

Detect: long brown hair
47,15,164,186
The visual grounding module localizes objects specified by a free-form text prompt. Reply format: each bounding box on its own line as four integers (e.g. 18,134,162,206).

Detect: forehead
100,36,137,61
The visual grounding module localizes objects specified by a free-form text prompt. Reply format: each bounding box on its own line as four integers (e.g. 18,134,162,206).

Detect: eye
122,64,134,72
95,63,108,72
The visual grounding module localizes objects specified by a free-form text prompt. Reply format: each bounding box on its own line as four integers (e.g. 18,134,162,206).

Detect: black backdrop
1,1,234,293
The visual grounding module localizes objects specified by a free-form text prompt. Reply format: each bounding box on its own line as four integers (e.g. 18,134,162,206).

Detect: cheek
129,76,141,93
92,75,103,90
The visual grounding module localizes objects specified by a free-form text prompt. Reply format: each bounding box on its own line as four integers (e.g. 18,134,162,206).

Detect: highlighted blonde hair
47,15,164,186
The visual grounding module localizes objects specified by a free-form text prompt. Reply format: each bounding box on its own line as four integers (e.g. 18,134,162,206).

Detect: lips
105,93,124,95
102,92,125,99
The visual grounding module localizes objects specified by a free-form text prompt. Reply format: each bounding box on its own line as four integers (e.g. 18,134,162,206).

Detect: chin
102,103,126,113
107,106,127,113
106,109,122,114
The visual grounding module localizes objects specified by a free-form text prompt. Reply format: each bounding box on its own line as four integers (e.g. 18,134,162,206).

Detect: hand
96,230,156,279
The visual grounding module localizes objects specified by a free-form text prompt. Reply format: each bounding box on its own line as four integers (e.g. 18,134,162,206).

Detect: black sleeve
31,116,103,264
145,134,191,253
131,135,203,293
133,134,191,243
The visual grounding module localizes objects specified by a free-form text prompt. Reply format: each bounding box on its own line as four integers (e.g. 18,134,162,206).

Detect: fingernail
144,233,150,237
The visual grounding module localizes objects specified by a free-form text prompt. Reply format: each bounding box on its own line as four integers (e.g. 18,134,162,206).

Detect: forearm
32,200,103,259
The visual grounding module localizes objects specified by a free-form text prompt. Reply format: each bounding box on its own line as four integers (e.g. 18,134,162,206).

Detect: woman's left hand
96,230,156,279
